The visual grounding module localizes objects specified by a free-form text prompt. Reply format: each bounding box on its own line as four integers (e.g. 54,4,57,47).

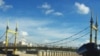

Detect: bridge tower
5,21,18,55
5,21,9,53
13,23,18,54
90,12,93,43
95,16,98,44
90,12,98,44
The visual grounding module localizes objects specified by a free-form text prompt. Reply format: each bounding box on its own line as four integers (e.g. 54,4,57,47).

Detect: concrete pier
37,50,81,56
0,50,81,56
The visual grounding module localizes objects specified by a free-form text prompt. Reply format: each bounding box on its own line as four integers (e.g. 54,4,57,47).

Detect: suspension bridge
0,14,99,56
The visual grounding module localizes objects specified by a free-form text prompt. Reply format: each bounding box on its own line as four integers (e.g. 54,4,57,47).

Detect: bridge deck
0,46,76,51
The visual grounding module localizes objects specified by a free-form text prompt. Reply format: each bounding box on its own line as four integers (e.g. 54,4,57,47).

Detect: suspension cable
0,31,6,40
8,34,15,41
49,32,89,46
65,32,89,44
45,26,89,44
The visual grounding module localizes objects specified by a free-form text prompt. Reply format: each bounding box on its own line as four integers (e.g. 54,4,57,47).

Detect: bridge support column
49,50,51,56
13,23,18,55
66,52,68,56
41,51,44,56
54,50,56,56
48,50,50,56
54,51,55,56
61,51,62,56
62,51,63,56
56,51,58,56
65,52,67,56
56,51,57,56
64,51,65,56
62,51,64,56
59,51,61,56
51,50,52,56
68,52,70,56
46,50,48,56
37,50,40,56
58,51,60,56
5,22,9,54
52,50,54,56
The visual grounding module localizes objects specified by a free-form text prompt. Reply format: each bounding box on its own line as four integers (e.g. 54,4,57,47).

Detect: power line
45,26,89,44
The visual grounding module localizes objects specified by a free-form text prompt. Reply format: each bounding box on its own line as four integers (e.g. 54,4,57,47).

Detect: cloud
53,12,63,16
36,27,73,38
75,2,90,14
20,31,28,36
38,2,63,16
44,39,51,43
0,0,5,6
45,9,54,15
0,0,13,11
41,2,51,9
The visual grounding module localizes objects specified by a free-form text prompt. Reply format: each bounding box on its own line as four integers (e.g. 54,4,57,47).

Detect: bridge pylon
5,21,9,54
94,16,98,44
5,21,18,55
13,23,18,55
90,12,98,44
90,12,93,43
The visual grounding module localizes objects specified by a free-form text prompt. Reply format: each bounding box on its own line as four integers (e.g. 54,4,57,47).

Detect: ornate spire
16,22,18,31
95,15,98,44
90,11,93,43
90,11,93,24
6,20,9,30
95,15,98,28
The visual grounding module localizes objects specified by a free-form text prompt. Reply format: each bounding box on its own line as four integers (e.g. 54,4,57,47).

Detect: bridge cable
45,26,89,44
55,32,89,46
67,32,89,42
8,34,15,42
0,31,6,40
46,32,89,48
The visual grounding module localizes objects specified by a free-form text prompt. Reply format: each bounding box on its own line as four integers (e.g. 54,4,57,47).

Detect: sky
0,0,100,47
